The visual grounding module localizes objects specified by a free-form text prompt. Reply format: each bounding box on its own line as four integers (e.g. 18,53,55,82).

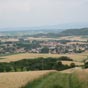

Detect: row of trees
0,56,75,72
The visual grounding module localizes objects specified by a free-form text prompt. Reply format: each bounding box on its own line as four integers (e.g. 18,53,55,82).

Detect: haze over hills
0,25,67,36
0,25,66,34
29,28,88,37
0,24,66,32
0,27,88,37
0,22,88,32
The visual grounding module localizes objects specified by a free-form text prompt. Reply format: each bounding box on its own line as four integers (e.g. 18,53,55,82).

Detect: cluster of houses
0,38,88,55
40,41,88,54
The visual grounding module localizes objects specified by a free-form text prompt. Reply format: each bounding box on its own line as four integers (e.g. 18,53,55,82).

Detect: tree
70,63,75,68
41,47,49,53
58,56,73,61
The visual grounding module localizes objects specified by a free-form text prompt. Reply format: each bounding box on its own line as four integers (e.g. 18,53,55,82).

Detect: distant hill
30,33,59,38
0,27,88,37
59,28,88,36
31,28,88,37
0,27,65,36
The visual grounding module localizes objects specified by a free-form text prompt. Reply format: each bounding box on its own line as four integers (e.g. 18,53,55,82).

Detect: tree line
0,56,75,72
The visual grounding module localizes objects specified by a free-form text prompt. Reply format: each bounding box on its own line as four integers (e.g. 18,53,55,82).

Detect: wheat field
0,70,55,88
61,61,84,66
0,52,88,62
27,36,88,41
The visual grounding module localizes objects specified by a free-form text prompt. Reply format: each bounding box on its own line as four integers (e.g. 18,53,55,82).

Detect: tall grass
22,72,88,88
0,70,53,88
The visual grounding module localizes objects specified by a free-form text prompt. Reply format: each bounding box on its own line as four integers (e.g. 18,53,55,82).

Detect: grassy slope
0,70,54,88
22,72,88,88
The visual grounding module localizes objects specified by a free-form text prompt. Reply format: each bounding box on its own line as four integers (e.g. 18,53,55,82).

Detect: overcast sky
0,0,88,28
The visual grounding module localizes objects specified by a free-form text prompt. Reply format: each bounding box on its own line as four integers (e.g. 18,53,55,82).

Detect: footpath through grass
22,72,88,88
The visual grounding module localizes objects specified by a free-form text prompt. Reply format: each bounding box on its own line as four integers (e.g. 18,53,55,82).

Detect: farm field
0,52,88,62
61,61,84,66
23,70,88,88
58,36,87,41
1,69,88,88
0,70,55,88
27,36,88,41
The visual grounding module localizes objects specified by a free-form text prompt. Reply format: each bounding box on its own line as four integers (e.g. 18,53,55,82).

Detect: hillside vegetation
23,71,88,88
60,28,88,36
28,28,88,37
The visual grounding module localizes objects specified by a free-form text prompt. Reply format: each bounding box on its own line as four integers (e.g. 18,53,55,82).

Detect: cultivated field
0,70,55,88
60,67,83,74
0,38,19,42
58,36,88,41
27,36,88,41
0,52,88,62
61,61,84,66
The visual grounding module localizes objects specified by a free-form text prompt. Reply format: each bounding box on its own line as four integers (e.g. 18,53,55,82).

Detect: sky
0,0,88,28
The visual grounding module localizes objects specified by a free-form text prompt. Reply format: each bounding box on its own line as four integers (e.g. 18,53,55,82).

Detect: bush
70,63,76,68
58,56,73,61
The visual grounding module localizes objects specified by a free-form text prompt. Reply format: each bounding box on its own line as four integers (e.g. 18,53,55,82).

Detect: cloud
0,0,88,28
0,0,31,13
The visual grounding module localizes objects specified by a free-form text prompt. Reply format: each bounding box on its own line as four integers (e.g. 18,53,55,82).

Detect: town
0,36,88,55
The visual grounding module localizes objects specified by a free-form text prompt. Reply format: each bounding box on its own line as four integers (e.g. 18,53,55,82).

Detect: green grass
22,72,88,88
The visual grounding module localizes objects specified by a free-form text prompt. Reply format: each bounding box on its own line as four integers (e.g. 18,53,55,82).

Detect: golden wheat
61,61,84,66
0,52,87,62
0,70,55,88
0,53,87,62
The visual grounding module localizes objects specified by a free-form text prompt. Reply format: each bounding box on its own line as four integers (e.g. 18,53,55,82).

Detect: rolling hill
29,28,88,38
0,27,88,37
60,28,88,36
